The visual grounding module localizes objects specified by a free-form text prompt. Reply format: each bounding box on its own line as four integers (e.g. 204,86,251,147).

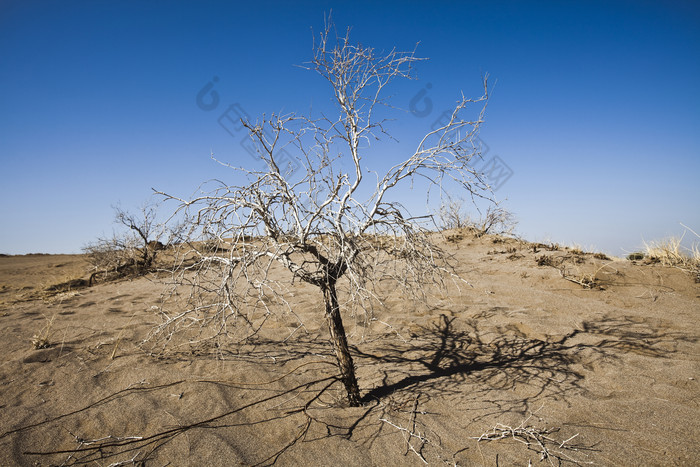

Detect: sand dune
1,232,698,465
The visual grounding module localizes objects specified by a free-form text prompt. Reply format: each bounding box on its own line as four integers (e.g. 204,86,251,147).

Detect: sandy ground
0,233,698,466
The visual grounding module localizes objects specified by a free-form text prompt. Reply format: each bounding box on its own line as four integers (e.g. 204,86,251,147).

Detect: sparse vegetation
438,199,470,230
3,215,700,466
2,6,700,467
533,247,620,290
31,314,55,349
644,232,699,270
631,225,700,281
530,242,560,253
82,203,168,284
558,262,618,290
438,199,516,237
569,244,584,255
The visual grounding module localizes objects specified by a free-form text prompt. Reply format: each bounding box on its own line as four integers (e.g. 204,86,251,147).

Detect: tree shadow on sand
357,311,695,415
6,311,694,465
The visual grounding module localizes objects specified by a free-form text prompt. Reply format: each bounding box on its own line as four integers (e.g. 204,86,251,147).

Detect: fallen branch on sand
472,409,594,466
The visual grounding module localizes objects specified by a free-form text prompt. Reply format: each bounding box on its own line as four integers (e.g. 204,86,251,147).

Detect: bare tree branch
152,19,493,406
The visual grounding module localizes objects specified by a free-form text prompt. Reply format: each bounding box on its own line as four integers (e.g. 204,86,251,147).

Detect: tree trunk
322,282,362,406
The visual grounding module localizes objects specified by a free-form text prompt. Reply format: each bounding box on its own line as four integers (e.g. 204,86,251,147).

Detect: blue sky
1,0,698,255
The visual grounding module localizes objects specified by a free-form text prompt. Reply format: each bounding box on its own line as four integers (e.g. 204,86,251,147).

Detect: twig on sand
379,417,429,464
379,395,430,464
472,408,594,466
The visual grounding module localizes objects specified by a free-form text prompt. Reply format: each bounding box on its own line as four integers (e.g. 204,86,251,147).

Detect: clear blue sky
1,0,698,255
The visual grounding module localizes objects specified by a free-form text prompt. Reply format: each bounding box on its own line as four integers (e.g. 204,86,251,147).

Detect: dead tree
84,203,166,283
155,21,491,406
114,204,164,272
438,199,516,236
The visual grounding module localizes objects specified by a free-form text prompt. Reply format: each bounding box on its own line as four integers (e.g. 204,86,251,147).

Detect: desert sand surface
1,232,698,466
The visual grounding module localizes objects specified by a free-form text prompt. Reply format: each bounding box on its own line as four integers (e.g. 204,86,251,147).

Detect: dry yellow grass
643,224,700,281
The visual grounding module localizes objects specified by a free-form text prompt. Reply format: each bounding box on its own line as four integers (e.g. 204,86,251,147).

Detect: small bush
83,204,169,284
438,200,517,236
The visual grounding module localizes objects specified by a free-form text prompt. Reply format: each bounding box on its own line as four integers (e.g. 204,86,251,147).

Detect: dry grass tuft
31,314,56,349
643,225,700,281
569,244,584,255
644,237,686,265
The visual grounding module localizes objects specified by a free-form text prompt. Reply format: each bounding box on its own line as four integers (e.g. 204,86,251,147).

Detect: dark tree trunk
322,282,362,406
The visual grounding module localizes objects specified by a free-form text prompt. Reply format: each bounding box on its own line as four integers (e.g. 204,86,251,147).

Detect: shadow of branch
357,312,695,408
